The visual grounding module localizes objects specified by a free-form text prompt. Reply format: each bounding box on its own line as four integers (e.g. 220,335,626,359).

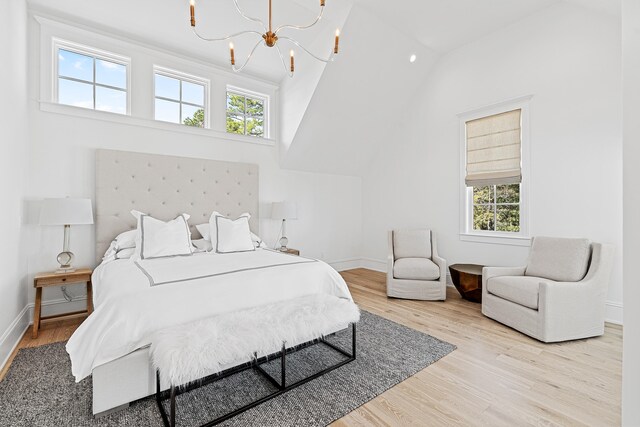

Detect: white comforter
66,249,352,381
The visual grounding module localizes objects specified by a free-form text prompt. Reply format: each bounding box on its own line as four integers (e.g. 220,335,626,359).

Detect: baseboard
344,259,624,325
605,301,623,325
27,296,88,320
0,305,30,373
328,258,363,272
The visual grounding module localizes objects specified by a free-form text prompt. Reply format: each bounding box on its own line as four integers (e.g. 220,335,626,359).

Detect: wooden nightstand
33,268,93,338
279,248,300,256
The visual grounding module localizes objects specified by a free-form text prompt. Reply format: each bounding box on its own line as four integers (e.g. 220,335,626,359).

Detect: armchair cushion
393,258,440,281
525,237,591,282
486,276,549,310
393,229,431,260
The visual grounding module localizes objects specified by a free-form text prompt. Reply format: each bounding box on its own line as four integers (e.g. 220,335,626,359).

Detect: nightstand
279,248,300,256
32,268,93,338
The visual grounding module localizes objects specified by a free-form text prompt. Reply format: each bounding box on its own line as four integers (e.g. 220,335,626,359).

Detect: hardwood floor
1,269,622,426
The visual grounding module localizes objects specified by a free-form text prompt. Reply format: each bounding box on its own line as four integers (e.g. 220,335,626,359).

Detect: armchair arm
387,231,394,281
430,232,447,282
538,243,614,335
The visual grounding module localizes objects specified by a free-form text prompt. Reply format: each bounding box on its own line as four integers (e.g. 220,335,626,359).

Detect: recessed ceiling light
409,54,417,63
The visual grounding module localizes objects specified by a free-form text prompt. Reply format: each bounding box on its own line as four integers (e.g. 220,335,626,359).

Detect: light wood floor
1,269,622,426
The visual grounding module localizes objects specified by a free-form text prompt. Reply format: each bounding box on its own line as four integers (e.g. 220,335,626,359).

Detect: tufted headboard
95,149,259,263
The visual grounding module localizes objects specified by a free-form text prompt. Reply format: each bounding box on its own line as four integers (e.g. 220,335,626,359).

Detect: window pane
155,74,180,101
226,93,245,114
96,59,126,89
58,49,93,82
497,205,520,232
182,105,205,127
473,205,494,231
226,113,245,134
58,78,93,109
246,97,264,117
155,98,180,123
246,116,264,137
182,81,204,106
473,186,493,205
96,87,126,114
496,184,520,204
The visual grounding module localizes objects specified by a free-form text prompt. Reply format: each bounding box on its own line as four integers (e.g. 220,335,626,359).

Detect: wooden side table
279,248,300,256
33,268,93,338
449,264,484,303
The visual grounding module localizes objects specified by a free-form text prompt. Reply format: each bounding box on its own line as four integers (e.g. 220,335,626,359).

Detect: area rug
0,311,455,426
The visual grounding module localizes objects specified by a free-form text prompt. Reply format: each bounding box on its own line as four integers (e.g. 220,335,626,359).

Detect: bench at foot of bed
151,294,360,427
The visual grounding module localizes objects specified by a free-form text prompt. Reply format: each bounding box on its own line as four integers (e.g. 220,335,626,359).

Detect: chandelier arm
274,6,325,34
275,44,294,78
231,38,264,73
192,27,263,42
233,0,268,32
278,36,335,63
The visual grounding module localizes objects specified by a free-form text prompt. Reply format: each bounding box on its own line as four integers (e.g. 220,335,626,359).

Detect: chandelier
188,0,340,77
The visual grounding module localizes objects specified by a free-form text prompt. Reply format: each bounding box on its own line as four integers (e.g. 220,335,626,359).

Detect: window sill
39,101,276,147
459,232,531,247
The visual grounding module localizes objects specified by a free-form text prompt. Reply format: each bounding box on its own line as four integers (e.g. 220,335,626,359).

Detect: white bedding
66,249,352,382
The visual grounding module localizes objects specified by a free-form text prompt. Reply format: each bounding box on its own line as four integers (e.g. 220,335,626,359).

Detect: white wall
622,0,640,423
361,3,624,322
0,0,30,367
24,15,362,315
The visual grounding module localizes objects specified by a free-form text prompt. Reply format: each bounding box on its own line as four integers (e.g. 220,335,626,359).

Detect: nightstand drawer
35,274,91,287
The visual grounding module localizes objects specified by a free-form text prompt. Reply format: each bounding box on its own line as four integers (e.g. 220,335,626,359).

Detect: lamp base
278,236,289,251
56,251,75,274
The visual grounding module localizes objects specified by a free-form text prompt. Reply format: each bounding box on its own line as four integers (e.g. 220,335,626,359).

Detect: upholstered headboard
95,149,259,263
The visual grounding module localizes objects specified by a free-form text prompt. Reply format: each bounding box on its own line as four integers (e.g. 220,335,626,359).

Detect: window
56,42,128,114
154,68,208,128
459,97,531,243
226,89,267,138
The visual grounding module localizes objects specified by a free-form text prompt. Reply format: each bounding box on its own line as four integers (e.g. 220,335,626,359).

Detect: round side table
449,264,484,303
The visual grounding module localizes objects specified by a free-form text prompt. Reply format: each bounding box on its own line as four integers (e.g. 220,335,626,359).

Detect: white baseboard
0,305,30,373
328,258,363,272
342,258,624,325
0,297,89,373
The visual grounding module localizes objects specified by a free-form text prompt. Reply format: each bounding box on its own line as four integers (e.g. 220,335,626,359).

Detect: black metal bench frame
155,323,356,427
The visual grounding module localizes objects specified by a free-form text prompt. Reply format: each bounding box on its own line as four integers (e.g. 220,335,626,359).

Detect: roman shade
465,109,522,187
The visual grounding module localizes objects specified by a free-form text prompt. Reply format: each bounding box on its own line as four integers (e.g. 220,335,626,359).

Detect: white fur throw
151,294,360,387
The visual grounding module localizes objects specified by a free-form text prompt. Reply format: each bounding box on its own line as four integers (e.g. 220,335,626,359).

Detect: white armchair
387,229,447,301
482,236,614,343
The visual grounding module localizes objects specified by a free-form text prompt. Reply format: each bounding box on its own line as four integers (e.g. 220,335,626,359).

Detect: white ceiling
27,0,621,83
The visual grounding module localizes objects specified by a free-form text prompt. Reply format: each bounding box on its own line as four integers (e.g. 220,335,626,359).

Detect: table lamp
39,198,94,273
271,201,297,251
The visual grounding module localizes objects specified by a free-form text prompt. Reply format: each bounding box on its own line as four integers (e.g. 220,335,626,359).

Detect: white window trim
458,95,533,246
226,85,270,139
153,66,210,129
52,37,132,115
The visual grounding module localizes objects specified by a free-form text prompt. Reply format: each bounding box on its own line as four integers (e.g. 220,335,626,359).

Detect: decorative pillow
525,237,591,282
131,210,193,260
192,238,213,253
210,212,254,253
196,222,264,249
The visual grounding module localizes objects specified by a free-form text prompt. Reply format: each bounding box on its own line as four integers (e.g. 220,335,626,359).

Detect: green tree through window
183,109,204,127
226,91,265,137
473,184,520,232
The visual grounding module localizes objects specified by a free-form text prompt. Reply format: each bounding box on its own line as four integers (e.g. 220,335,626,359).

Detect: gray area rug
0,311,455,426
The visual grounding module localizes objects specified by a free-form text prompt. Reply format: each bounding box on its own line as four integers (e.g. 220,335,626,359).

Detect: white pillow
210,212,254,253
102,229,138,262
131,210,193,260
192,238,213,253
196,222,264,249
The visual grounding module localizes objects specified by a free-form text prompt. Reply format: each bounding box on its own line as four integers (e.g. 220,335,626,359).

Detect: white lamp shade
271,201,297,220
39,198,94,226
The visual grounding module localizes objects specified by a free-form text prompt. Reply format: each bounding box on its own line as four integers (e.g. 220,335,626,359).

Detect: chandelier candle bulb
290,50,295,72
334,29,340,54
229,42,235,65
190,0,195,27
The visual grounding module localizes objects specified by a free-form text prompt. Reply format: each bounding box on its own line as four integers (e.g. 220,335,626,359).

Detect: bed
65,150,353,415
